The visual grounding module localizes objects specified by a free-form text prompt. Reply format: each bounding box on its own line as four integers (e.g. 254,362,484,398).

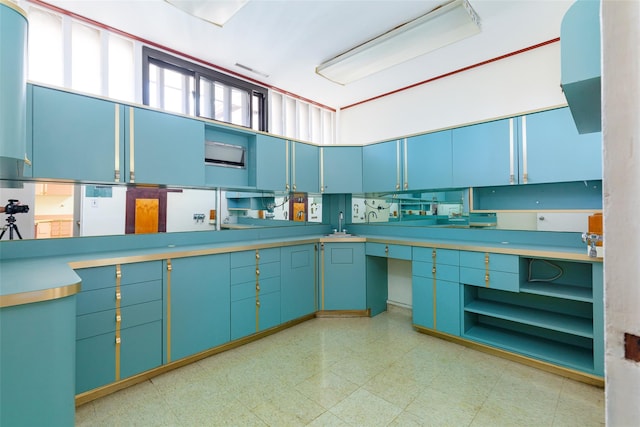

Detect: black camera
5,199,29,215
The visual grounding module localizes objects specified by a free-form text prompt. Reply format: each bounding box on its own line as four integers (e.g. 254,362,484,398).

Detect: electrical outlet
624,333,640,362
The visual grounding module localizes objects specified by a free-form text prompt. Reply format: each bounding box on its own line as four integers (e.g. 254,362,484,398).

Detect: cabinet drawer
459,267,519,292
257,248,280,264
121,261,162,285
366,243,411,260
413,248,459,266
120,321,163,379
459,251,519,273
259,276,280,295
121,280,162,307
412,261,459,282
231,281,257,302
230,250,258,268
76,300,163,340
76,332,116,393
76,266,116,291
258,261,281,280
231,265,257,285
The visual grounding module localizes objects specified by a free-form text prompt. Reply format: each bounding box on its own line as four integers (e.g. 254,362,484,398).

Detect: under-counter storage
462,258,603,376
74,262,163,394
459,251,520,292
366,242,412,260
280,244,317,322
320,242,366,311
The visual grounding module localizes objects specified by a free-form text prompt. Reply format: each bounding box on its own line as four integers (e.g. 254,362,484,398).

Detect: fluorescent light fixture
165,0,248,27
316,0,481,85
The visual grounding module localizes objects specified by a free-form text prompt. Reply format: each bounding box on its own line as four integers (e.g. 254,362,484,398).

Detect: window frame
142,46,268,131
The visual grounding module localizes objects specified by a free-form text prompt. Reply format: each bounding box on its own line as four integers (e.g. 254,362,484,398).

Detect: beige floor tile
405,386,481,427
251,388,326,425
329,388,403,427
387,410,428,426
329,353,390,386
295,370,360,410
362,364,428,409
306,411,352,426
553,380,605,427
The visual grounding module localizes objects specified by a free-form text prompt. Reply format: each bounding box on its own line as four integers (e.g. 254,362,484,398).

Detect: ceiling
43,0,574,110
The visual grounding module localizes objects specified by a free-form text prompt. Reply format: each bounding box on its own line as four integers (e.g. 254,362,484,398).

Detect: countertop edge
0,282,81,308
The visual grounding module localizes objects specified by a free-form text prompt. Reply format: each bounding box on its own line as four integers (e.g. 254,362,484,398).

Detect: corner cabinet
319,242,366,311
166,255,230,363
452,107,601,188
321,146,362,194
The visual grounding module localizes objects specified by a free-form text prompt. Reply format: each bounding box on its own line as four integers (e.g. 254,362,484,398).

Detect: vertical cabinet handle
521,116,528,184
256,284,260,291
256,269,260,276
115,337,121,344
115,292,121,300
403,138,408,190
509,118,515,184
256,300,261,307
396,140,402,190
116,314,121,322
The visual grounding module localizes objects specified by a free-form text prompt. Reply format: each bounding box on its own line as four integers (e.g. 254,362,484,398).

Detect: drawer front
76,266,116,291
412,261,432,278
366,242,387,257
121,261,162,285
121,300,163,329
120,321,163,379
77,309,117,340
230,250,257,268
231,265,257,285
76,332,115,394
366,243,412,260
121,280,162,307
413,247,459,265
231,281,256,302
258,261,281,280
257,247,280,264
459,251,519,273
412,261,459,282
259,276,280,295
459,267,519,292
77,287,115,315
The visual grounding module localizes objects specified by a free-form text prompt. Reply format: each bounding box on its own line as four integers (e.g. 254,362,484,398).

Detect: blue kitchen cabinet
167,254,230,362
321,146,363,194
292,141,320,193
31,85,125,182
561,0,601,134
363,140,401,192
520,107,601,183
125,106,204,186
407,130,453,190
320,242,366,311
254,134,287,191
452,118,514,188
412,248,461,336
0,2,28,181
281,244,317,322
230,248,281,340
75,261,163,394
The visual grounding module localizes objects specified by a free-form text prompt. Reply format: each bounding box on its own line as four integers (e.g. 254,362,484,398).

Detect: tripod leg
0,228,5,240
13,224,22,240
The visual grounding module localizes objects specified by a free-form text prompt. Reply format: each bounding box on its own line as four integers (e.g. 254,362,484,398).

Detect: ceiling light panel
316,0,481,85
165,0,249,27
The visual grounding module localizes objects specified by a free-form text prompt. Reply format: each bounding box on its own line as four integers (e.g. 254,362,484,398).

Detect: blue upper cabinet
561,0,601,134
521,107,602,184
321,146,363,194
254,134,287,190
32,85,125,183
291,141,320,193
126,107,204,186
363,140,401,193
452,118,515,188
407,130,453,190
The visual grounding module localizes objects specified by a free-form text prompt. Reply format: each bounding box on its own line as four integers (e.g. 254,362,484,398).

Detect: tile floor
76,308,604,426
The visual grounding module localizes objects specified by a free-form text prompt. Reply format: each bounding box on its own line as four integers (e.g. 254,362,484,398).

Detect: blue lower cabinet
167,254,230,362
280,244,316,322
231,296,257,340
120,321,163,379
258,291,281,331
321,243,366,311
412,276,460,335
76,332,116,394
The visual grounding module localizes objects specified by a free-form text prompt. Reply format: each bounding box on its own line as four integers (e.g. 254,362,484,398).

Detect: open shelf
464,300,593,338
520,282,592,302
464,324,594,373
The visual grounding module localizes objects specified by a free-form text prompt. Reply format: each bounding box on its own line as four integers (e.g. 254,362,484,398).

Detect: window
142,47,267,131
270,91,336,145
27,8,63,86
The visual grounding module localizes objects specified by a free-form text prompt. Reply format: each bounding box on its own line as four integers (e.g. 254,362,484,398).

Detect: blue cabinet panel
121,261,162,284
231,282,257,301
366,242,412,260
231,297,257,340
459,267,519,292
127,107,204,186
231,265,258,285
281,244,316,322
32,86,123,182
363,140,400,192
231,250,258,268
260,276,281,294
452,118,514,187
322,146,363,194
255,134,287,191
412,275,434,329
521,108,601,183
436,280,461,336
407,130,453,190
120,321,163,379
169,255,230,361
76,332,115,393
460,251,519,273
121,280,162,307
258,291,281,331
293,142,320,193
322,243,366,310
76,266,116,291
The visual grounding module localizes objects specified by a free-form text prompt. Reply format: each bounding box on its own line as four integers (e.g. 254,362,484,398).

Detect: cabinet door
412,275,434,329
521,107,602,184
321,146,363,194
292,142,320,193
362,141,400,193
120,321,162,379
127,107,204,186
32,86,123,182
435,280,461,336
281,244,316,322
169,255,230,361
231,297,257,340
407,130,453,190
321,243,366,310
76,333,115,393
452,118,515,187
255,134,287,191
258,291,281,331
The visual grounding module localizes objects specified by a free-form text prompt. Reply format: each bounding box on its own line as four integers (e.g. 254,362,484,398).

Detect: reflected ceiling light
316,0,481,85
165,0,249,27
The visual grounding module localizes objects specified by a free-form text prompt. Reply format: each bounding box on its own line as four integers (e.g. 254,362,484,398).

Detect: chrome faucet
338,211,344,233
367,210,378,223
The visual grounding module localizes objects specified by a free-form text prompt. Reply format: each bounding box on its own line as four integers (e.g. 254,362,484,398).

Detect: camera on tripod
5,199,29,215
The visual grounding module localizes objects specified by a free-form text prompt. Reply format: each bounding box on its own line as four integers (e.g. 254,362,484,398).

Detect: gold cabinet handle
385,245,389,254
116,315,121,322
115,292,121,300
256,284,260,291
432,250,436,258
115,337,121,344
432,267,437,274
485,274,490,282
256,300,261,307
255,252,260,260
256,269,260,276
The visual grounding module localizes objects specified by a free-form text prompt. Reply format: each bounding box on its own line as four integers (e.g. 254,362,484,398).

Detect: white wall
166,189,216,232
602,1,640,424
388,259,412,308
338,43,567,145
81,186,126,236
